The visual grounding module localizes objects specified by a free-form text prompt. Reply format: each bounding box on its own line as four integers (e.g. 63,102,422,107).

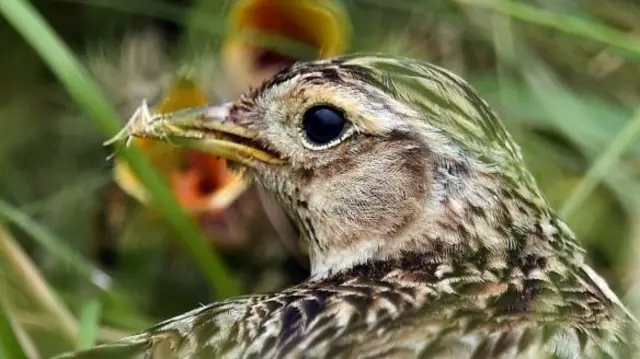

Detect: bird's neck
307,168,582,283
303,163,630,338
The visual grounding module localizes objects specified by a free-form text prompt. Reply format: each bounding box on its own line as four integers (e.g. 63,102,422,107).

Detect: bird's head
117,55,581,279
97,0,349,225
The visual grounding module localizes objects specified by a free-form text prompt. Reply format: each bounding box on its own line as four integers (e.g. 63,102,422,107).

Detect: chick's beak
221,0,349,91
112,80,249,214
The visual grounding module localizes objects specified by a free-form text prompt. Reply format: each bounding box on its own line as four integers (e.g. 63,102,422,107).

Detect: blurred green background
1,0,640,357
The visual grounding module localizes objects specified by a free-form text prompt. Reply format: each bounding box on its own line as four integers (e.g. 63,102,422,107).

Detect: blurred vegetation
1,0,640,357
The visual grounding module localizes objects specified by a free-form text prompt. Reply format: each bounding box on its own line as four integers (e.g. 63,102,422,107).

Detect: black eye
301,105,348,147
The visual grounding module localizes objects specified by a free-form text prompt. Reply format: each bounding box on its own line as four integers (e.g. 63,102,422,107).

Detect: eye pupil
302,105,347,146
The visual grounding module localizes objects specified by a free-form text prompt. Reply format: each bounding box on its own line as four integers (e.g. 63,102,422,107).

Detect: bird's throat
304,168,567,284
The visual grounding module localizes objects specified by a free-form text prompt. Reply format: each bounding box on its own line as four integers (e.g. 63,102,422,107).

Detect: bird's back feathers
57,254,638,359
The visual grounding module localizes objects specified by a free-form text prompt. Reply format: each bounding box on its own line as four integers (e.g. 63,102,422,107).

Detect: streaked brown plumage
57,55,640,358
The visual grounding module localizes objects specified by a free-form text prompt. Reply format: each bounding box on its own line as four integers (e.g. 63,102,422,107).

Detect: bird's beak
111,101,284,172
221,0,349,92
111,79,249,213
110,0,349,214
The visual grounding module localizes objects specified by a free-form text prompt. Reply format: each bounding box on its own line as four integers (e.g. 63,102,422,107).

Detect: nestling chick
58,55,639,358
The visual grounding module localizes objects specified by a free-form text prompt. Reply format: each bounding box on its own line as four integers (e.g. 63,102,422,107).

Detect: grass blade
359,0,640,59
561,108,640,219
76,298,103,349
0,199,102,281
455,0,640,59
0,290,30,359
0,224,79,343
0,0,240,298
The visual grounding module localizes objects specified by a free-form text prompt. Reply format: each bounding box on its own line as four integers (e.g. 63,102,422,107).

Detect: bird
57,54,640,358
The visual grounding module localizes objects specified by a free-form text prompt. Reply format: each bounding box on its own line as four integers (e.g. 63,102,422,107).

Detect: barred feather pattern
58,251,635,358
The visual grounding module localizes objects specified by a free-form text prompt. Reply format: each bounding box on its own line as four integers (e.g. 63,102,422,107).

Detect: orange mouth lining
233,0,329,70
241,2,323,49
224,0,349,74
252,48,299,70
131,79,245,214
171,152,236,210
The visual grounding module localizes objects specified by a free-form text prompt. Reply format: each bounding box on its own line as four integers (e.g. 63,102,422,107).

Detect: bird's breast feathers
65,260,636,359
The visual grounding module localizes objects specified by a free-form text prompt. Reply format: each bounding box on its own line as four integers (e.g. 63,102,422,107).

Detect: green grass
0,0,240,300
0,0,640,357
456,0,640,59
561,107,640,219
0,297,29,359
77,298,103,349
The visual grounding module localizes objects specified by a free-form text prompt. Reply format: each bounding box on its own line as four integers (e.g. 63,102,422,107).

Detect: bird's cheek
309,166,426,245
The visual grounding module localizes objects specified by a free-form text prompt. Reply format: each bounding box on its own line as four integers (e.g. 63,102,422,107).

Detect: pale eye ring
300,104,353,150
